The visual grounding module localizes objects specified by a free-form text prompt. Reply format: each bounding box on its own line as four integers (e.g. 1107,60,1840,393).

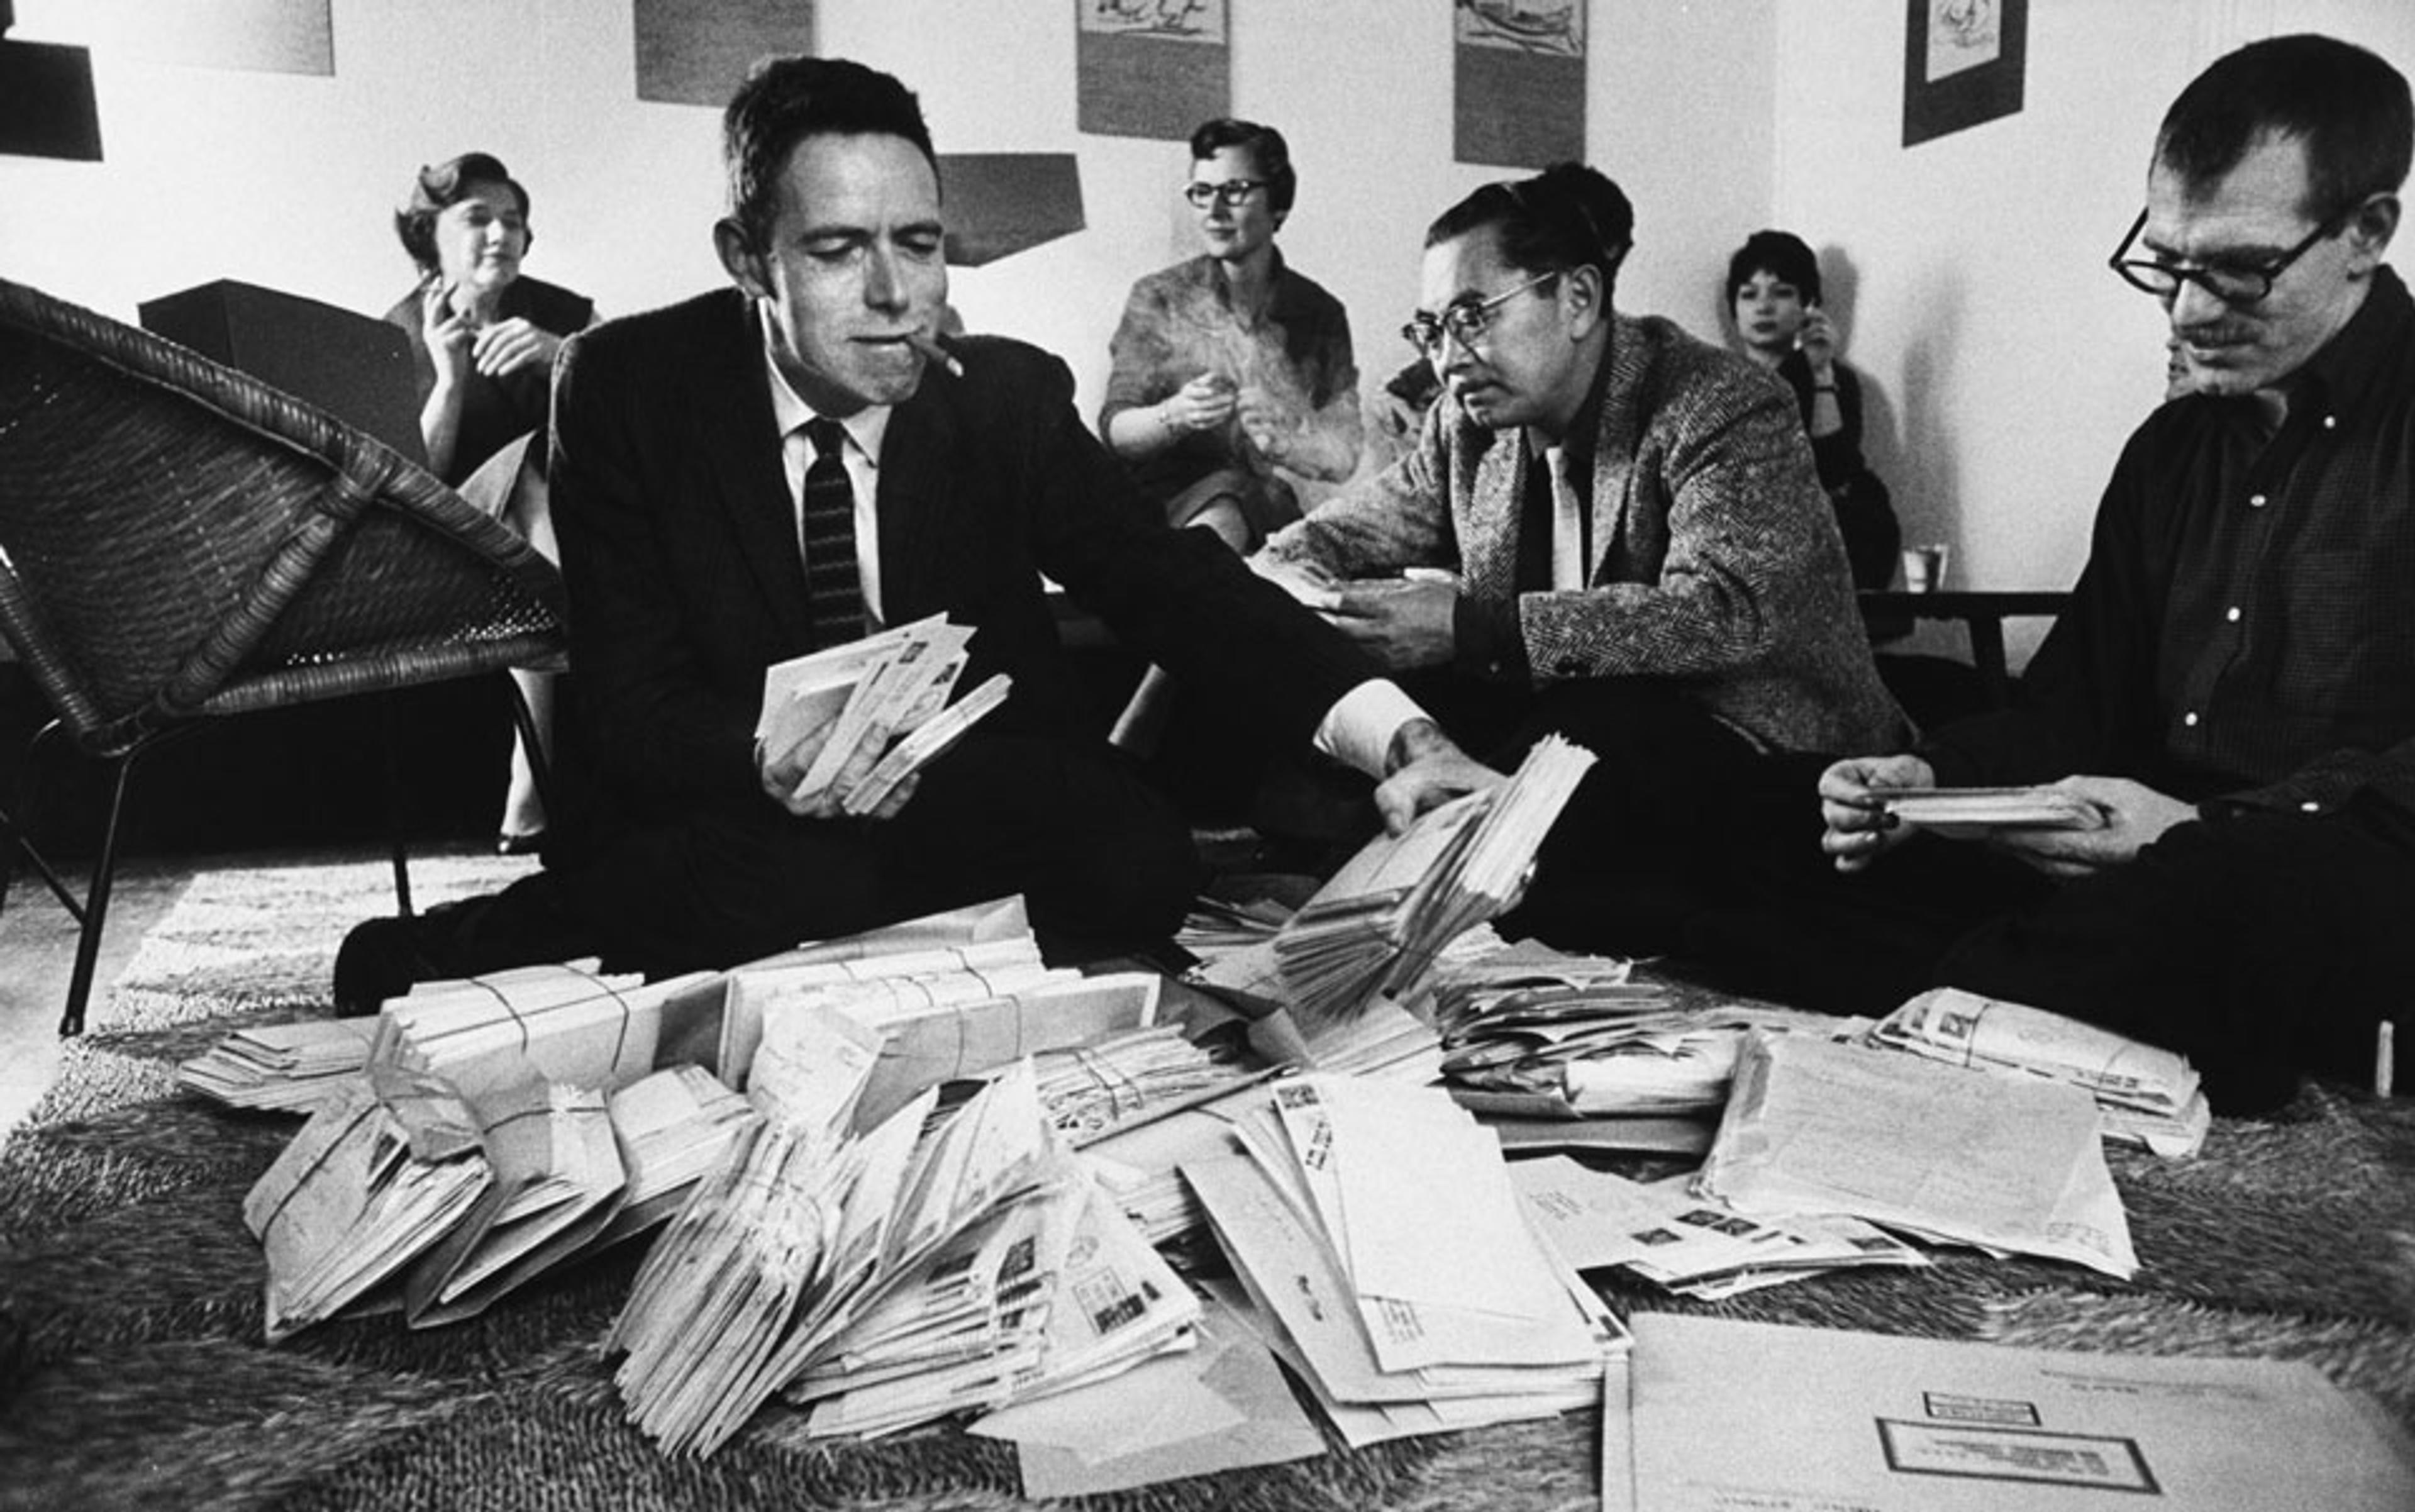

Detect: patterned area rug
3,851,2412,1512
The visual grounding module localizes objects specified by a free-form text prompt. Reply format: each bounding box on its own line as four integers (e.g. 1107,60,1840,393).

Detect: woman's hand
1797,306,1839,379
1158,372,1238,435
419,279,474,391
1236,386,1296,464
471,317,562,379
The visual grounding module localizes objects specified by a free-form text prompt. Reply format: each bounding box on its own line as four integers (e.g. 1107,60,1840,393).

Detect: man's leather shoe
331,912,457,1018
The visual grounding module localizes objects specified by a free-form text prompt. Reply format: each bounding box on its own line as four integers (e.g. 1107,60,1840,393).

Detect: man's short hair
1189,118,1297,216
2156,33,2412,223
1426,162,1635,296
1726,230,1823,308
723,56,938,250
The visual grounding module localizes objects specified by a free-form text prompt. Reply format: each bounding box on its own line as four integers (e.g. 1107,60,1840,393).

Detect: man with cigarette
334,55,1491,1003
1729,35,2415,1111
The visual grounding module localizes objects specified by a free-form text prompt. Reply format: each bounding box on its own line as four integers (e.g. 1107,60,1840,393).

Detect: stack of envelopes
1183,1075,1624,1446
243,1064,492,1341
714,937,1060,1092
1442,990,1867,1120
589,1065,762,1252
1029,1023,1252,1143
1697,1031,2138,1279
244,1059,768,1337
179,1018,377,1113
724,948,1167,1131
609,1058,1196,1456
756,612,1011,814
1269,735,1597,1028
789,1159,1197,1439
399,1073,624,1326
1868,986,2211,1157
1511,1155,1929,1301
374,962,721,1100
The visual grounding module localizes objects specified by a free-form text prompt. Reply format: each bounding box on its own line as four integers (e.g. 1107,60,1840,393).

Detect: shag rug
3,850,2412,1512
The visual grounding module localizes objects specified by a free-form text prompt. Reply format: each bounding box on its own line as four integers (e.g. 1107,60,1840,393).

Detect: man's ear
2345,192,2401,273
1562,262,1606,338
714,217,770,301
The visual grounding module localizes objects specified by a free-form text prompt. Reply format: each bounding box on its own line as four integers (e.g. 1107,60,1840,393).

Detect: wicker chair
0,277,568,1035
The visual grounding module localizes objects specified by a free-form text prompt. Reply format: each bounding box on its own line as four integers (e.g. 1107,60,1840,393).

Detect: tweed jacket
1261,312,1905,756
548,288,1379,826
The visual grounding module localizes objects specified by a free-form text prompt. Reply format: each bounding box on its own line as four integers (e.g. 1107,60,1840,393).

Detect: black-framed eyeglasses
1184,179,1267,209
1401,270,1560,359
2107,204,2350,306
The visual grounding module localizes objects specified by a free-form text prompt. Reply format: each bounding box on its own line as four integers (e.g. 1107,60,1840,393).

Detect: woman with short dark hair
1724,229,1899,592
385,152,593,852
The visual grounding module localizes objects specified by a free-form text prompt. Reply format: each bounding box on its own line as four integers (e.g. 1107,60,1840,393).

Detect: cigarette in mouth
905,330,964,378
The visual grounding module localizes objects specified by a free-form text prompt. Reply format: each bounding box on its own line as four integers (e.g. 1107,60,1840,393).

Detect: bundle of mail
374,961,723,1101
756,612,1012,814
243,1059,757,1340
1182,1076,1626,1446
718,946,1180,1133
1867,986,2211,1157
1075,997,1443,1251
1421,936,1868,1121
1511,1155,1929,1301
1263,734,1597,1028
1696,1030,2139,1279
179,1018,377,1113
609,1057,1198,1456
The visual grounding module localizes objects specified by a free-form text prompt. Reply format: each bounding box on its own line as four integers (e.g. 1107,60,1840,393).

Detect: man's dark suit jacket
548,287,1379,833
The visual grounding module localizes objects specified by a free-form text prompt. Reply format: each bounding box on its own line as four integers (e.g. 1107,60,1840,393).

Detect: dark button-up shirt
1922,265,2415,825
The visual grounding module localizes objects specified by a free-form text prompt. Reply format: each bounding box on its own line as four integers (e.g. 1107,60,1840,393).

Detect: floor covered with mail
3,836,2414,1511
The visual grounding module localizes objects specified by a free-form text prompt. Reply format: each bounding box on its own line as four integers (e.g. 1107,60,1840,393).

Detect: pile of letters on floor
185,736,2301,1497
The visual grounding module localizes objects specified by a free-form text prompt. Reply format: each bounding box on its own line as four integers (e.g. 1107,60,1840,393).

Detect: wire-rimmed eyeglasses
1184,179,1268,210
2107,204,2350,306
1401,270,1560,359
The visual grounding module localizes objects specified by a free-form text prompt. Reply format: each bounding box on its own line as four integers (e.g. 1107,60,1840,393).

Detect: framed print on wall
1903,0,2027,148
1453,0,1586,169
1077,0,1231,142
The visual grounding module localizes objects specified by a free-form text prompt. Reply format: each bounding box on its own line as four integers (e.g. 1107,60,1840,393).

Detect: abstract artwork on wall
1453,0,1585,169
66,0,333,76
635,0,813,108
1903,0,2027,147
1076,0,1229,142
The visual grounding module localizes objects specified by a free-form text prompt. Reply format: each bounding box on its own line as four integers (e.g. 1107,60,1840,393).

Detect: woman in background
1099,118,1361,553
386,152,592,852
1726,230,1899,593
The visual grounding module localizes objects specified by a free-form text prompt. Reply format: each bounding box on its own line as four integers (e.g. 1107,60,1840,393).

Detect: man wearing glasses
1255,162,1902,954
1800,34,2415,1112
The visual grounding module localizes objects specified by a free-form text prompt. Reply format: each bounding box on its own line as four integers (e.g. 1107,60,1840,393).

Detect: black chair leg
3,720,87,928
58,753,135,1038
378,695,413,920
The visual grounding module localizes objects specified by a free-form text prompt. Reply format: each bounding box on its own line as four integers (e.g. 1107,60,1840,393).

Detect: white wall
1,0,1772,428
1769,0,2415,662
8,0,2406,650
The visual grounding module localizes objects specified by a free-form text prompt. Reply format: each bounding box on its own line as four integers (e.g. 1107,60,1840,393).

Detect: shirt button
2224,606,2242,623
2323,415,2338,430
2183,711,2201,727
2300,800,2323,813
2248,493,2268,508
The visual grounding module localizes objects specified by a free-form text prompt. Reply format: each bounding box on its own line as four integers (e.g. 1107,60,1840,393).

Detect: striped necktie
799,416,866,647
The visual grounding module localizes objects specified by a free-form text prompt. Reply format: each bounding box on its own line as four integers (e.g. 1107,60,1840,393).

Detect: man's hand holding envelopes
753,614,1012,821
